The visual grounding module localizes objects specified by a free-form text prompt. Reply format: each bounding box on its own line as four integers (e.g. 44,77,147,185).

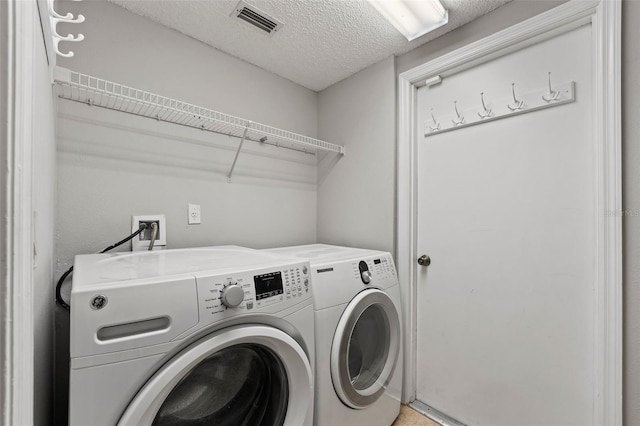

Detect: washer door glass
118,325,313,426
331,289,400,409
153,344,287,425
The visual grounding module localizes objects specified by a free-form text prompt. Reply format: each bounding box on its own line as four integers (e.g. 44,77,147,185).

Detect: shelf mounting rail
53,67,346,161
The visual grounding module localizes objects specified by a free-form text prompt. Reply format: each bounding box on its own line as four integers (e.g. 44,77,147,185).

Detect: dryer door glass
348,304,390,390
331,289,401,409
152,344,287,425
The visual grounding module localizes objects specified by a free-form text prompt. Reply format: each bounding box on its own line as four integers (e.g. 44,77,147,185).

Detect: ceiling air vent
232,1,283,36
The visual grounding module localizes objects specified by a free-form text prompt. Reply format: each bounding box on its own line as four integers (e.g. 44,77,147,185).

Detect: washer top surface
73,245,303,287
70,246,314,359
267,244,387,267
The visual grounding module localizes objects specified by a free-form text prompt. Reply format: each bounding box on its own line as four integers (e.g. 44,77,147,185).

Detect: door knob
417,255,431,267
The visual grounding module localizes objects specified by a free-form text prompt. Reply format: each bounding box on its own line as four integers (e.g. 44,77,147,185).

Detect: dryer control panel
195,261,311,323
351,254,397,286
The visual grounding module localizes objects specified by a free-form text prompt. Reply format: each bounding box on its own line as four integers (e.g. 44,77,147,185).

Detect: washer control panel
196,261,311,323
352,254,397,286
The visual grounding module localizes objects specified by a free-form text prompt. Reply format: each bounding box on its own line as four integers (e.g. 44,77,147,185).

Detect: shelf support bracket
227,122,251,183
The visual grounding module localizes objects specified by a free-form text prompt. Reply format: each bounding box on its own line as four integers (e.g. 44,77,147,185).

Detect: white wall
622,1,640,423
54,0,319,271
317,56,396,254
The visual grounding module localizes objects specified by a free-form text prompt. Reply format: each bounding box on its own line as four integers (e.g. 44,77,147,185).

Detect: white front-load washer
68,246,314,425
266,244,403,426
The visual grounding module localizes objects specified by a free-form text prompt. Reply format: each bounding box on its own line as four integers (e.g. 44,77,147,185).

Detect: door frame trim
396,1,621,424
1,1,38,424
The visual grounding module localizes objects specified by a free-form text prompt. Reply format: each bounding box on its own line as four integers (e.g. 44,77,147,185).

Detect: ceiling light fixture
368,0,448,41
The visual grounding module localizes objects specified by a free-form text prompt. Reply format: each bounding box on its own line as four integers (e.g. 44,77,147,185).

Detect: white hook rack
48,0,84,58
425,78,576,137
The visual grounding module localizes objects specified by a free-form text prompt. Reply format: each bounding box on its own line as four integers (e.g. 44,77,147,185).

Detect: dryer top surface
266,244,390,267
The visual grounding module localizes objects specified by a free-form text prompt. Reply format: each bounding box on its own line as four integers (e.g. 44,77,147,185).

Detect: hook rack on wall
47,0,85,58
53,67,345,181
424,73,576,138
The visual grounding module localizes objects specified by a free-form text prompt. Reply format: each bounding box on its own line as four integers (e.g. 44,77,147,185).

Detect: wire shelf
53,67,345,156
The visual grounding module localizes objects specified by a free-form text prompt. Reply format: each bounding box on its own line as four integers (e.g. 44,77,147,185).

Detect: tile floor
392,405,440,426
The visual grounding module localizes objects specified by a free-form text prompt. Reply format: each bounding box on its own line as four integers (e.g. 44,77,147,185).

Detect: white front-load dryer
68,246,314,425
267,244,403,426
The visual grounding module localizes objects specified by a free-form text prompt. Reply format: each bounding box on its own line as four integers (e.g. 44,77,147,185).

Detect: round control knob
221,285,244,308
302,265,308,275
361,271,372,284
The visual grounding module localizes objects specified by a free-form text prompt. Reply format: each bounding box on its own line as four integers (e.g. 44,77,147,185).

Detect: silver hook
451,101,465,126
542,72,560,102
427,109,440,132
507,83,525,111
477,92,492,119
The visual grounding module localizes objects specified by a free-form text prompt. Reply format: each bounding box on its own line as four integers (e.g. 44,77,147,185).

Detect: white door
415,25,596,425
118,325,313,426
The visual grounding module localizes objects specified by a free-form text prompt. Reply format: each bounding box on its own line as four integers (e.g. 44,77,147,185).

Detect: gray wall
622,1,640,424
55,0,319,274
317,56,396,254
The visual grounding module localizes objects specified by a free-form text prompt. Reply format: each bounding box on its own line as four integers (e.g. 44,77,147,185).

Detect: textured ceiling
108,0,512,91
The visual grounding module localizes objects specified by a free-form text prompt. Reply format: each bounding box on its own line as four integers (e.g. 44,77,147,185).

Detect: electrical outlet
188,204,201,225
131,215,167,251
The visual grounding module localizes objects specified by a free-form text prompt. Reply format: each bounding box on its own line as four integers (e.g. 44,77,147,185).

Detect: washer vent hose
55,224,148,310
